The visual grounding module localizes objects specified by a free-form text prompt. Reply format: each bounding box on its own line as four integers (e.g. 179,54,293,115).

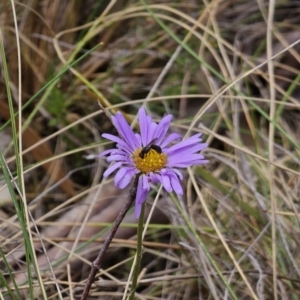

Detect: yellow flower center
133,147,167,173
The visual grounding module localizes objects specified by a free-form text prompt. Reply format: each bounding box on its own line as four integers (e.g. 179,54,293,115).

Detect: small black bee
139,139,162,159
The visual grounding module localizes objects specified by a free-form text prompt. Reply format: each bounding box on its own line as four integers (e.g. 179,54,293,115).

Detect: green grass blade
0,152,36,297
0,246,21,299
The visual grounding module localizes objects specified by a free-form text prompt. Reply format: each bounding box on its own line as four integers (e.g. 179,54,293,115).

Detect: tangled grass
1,1,300,299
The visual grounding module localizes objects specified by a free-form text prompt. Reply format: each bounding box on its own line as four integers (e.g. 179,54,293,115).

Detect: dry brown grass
1,0,300,299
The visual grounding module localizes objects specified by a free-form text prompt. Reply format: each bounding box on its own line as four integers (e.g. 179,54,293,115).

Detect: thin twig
81,175,140,300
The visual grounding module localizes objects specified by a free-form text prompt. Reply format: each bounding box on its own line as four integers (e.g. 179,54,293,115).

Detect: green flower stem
129,202,145,300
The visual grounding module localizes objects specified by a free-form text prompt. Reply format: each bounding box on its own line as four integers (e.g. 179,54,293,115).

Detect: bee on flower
100,107,208,218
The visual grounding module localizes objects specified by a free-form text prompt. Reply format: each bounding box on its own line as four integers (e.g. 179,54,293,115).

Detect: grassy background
1,0,300,299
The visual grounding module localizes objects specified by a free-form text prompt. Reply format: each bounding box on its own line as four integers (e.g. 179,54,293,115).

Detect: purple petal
138,108,154,146
107,154,127,163
114,167,133,188
170,143,207,156
135,203,142,219
135,175,150,218
146,122,157,145
103,161,123,178
170,175,183,194
168,154,206,166
136,175,150,204
159,169,183,194
161,172,172,192
172,168,183,180
165,134,205,154
116,168,136,189
149,172,160,184
168,160,208,167
167,163,190,168
189,159,209,165
114,167,127,187
153,114,172,144
167,162,194,168
168,151,204,163
160,133,181,148
112,112,139,149
141,175,150,199
148,172,161,184
135,133,142,147
99,149,115,157
102,133,132,153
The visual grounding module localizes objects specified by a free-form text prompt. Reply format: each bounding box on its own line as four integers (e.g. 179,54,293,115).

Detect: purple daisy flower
100,108,208,218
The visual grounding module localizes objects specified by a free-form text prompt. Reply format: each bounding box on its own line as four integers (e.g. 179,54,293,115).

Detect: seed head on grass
100,107,208,218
